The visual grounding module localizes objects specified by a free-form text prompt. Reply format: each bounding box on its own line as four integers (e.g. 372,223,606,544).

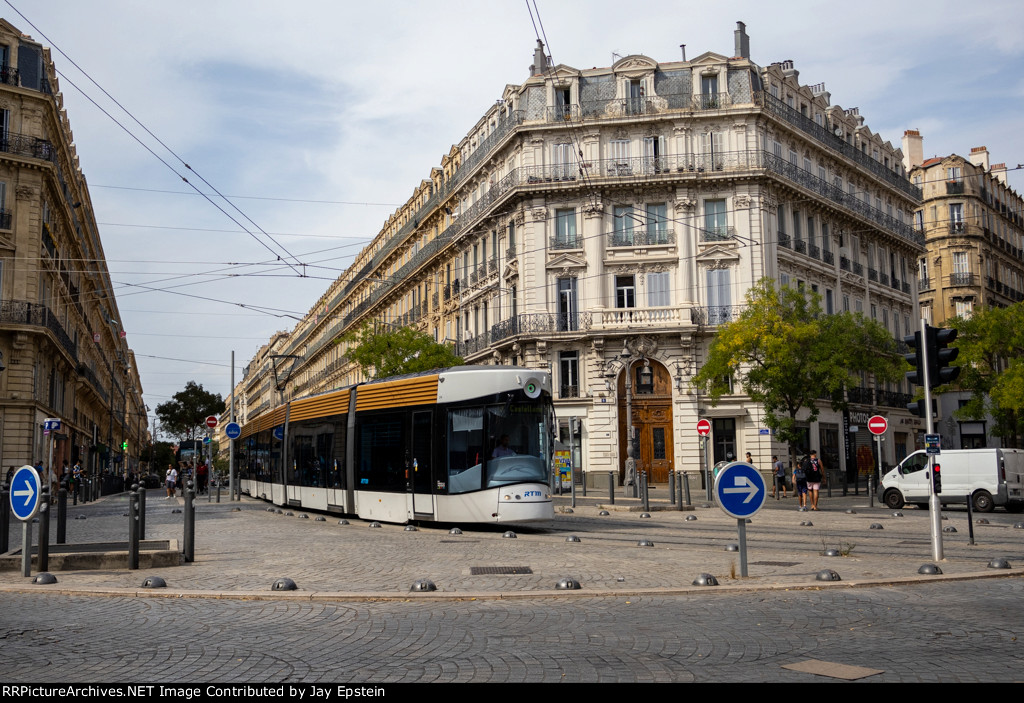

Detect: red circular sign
696,419,712,436
205,415,218,429
868,415,888,435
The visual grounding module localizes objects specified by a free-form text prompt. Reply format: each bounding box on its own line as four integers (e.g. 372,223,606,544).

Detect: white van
879,448,1024,513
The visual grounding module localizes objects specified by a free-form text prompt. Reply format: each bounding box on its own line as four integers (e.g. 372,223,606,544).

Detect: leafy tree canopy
343,325,464,380
155,381,224,442
950,304,1024,445
693,279,902,461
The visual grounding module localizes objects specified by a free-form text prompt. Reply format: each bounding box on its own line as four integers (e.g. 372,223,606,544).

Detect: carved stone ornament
704,259,733,270
613,127,629,141
16,185,37,200
514,211,525,226
511,342,522,356
675,197,697,212
531,207,547,222
734,194,751,209
624,336,658,358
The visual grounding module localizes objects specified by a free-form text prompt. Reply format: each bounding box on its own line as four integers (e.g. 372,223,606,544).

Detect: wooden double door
617,360,674,483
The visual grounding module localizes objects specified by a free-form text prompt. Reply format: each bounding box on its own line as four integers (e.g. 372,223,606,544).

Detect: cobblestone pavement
2,581,1021,682
1,489,1022,682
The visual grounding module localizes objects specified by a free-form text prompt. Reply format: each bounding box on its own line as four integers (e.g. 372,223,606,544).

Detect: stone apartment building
0,20,147,480
242,23,924,483
904,131,1023,448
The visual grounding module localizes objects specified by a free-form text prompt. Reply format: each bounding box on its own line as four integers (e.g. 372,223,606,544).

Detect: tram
235,366,555,524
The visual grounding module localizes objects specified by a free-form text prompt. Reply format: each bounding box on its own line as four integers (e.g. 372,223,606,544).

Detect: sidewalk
1,485,1021,600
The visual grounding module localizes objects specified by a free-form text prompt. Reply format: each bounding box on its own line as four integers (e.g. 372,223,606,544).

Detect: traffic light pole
921,318,944,562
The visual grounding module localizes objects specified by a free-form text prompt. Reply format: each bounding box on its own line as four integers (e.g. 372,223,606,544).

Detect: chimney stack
992,163,1008,185
734,21,750,59
969,146,990,171
530,39,549,76
902,129,923,171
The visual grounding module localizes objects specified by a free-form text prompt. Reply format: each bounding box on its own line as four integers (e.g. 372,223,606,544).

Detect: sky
11,0,1024,438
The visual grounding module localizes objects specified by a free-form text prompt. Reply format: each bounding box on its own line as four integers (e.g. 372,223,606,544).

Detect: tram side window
357,413,405,491
448,407,484,494
327,422,346,489
291,420,336,488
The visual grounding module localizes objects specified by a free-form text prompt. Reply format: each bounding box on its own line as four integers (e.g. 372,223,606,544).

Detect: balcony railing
76,362,109,403
951,272,974,286
779,231,791,249
596,306,692,328
879,272,890,286
919,277,931,291
949,221,966,234
0,209,11,230
610,228,675,247
0,131,56,162
868,268,878,281
547,104,581,122
878,390,912,409
692,93,732,111
692,305,744,326
550,235,582,250
809,244,821,259
700,226,735,242
559,384,580,399
0,300,77,359
840,256,850,271
853,262,864,276
946,181,965,195
490,312,594,344
794,239,807,254
848,387,873,404
822,250,834,265
0,65,19,86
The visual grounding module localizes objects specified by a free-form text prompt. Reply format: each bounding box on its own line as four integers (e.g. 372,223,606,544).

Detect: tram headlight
523,378,542,399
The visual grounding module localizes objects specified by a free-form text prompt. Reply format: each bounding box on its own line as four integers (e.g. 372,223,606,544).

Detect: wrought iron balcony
868,268,878,281
794,239,807,254
902,281,911,294
951,272,974,286
809,244,821,259
0,131,55,162
693,305,744,326
949,221,966,234
692,93,732,110
879,272,890,286
610,228,675,247
506,245,516,261
559,384,580,399
0,209,11,230
853,262,864,276
823,250,834,265
0,65,18,86
701,226,735,242
878,391,912,409
620,98,655,116
550,235,582,250
919,277,930,291
547,104,581,122
890,276,901,290
0,300,77,359
847,387,873,404
490,312,594,343
946,180,965,195
840,256,850,271
779,231,792,248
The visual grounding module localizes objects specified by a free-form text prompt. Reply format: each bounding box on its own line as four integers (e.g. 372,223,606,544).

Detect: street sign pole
10,465,41,577
714,462,767,577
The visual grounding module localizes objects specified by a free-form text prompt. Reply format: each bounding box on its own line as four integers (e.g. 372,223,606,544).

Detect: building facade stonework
242,24,925,481
0,20,146,480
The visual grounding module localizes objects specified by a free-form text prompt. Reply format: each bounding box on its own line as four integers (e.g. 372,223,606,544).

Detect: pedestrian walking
165,463,178,498
802,450,825,510
771,455,787,499
793,455,808,509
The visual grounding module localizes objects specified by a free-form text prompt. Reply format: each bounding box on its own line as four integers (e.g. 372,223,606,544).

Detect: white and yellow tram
235,366,555,524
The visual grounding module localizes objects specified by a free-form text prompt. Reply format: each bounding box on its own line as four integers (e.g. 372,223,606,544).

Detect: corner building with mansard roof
247,23,925,484
0,20,147,479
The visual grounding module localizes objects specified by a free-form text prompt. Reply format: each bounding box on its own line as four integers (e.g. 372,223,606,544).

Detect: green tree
155,381,224,442
693,279,902,467
950,304,1024,446
343,324,463,380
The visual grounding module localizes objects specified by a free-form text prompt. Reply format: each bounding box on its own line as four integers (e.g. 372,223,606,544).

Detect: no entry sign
696,419,711,437
868,415,888,435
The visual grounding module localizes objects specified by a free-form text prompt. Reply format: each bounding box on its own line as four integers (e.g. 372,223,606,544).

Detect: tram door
409,411,434,519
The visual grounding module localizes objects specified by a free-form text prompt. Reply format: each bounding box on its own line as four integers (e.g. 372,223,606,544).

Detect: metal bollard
669,471,676,506
608,471,615,505
0,479,8,553
138,486,146,541
868,475,874,508
183,480,195,563
72,479,78,506
965,493,975,546
683,471,692,506
641,470,649,512
216,475,221,504
57,485,67,544
37,484,50,572
128,484,140,570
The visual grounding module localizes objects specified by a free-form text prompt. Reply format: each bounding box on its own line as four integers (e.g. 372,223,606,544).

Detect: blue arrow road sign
714,461,767,519
273,426,284,441
10,465,42,521
225,422,241,440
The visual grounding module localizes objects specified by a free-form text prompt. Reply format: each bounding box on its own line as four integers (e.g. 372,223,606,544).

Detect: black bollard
128,484,140,570
669,471,676,506
683,470,692,506
138,486,146,541
57,484,67,544
183,480,195,563
608,471,615,505
965,493,975,546
215,475,221,504
641,470,649,512
0,478,9,553
37,484,50,572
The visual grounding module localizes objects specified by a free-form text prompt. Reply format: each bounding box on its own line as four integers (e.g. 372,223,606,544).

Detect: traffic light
122,440,128,451
906,398,937,418
904,330,925,387
932,463,942,494
927,326,960,389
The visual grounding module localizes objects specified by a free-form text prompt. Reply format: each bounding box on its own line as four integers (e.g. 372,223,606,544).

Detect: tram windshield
447,400,550,494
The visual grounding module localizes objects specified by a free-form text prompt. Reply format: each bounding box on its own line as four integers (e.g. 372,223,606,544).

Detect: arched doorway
617,358,674,483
